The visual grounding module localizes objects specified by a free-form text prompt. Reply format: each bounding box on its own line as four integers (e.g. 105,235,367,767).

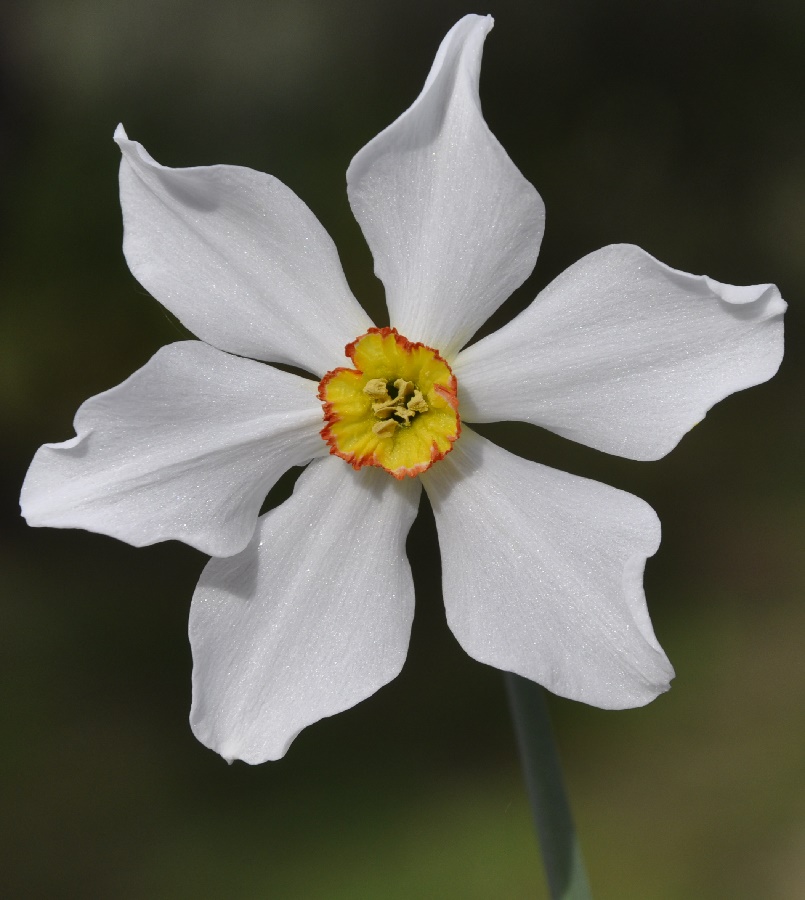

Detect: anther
407,390,429,414
372,419,398,438
363,379,390,401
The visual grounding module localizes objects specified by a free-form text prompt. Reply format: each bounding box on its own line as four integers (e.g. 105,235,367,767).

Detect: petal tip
705,276,787,317
579,648,675,710
458,12,494,33
214,734,294,766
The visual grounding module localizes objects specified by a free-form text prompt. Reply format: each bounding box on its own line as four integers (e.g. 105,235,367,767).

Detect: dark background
2,1,803,897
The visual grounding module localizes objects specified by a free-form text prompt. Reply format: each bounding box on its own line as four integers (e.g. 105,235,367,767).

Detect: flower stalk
505,672,593,900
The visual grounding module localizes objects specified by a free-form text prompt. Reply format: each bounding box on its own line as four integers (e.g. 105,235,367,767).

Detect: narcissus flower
21,15,785,763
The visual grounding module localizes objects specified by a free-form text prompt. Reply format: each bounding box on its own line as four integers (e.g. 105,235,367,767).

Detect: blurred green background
2,1,804,898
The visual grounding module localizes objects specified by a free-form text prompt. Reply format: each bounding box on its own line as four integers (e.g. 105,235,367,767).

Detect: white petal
189,457,421,763
455,244,786,460
21,342,327,557
116,126,372,376
347,15,544,359
422,428,673,709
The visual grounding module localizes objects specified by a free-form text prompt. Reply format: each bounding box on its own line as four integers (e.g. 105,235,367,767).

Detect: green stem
504,672,593,900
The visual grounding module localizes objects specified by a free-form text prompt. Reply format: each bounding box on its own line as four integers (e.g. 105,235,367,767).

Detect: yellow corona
318,327,460,479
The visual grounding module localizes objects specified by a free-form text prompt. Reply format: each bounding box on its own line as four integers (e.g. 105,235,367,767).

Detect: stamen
364,375,430,427
372,401,398,418
372,419,398,438
364,379,390,401
407,390,429,414
393,378,415,399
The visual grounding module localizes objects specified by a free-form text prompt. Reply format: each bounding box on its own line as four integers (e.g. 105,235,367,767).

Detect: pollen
318,327,460,479
364,377,430,429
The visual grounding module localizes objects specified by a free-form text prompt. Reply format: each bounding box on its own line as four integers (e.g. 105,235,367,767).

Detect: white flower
21,15,785,764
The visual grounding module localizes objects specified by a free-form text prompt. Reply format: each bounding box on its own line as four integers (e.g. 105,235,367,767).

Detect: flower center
364,378,430,437
318,327,460,479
